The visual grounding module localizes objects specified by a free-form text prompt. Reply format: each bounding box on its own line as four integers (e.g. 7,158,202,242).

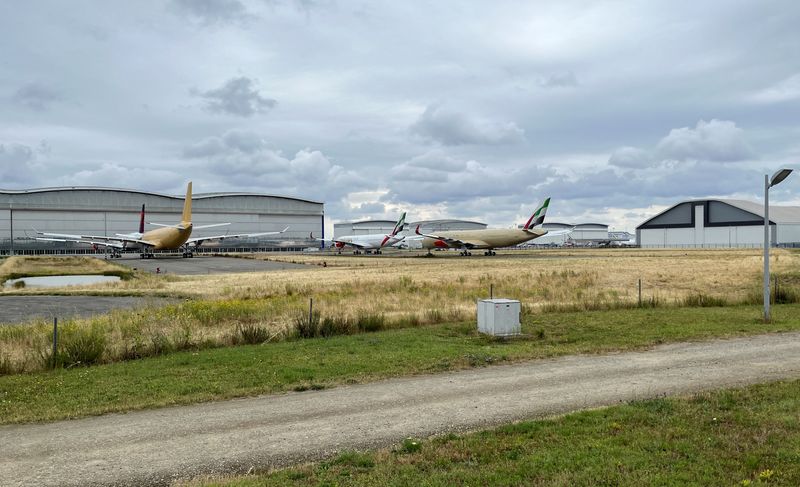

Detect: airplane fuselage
140,223,193,250
421,228,547,250
335,234,402,249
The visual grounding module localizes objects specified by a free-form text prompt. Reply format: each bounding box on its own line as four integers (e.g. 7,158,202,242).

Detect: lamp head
770,168,793,187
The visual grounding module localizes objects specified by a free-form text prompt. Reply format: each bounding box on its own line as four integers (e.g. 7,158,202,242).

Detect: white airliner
314,212,407,254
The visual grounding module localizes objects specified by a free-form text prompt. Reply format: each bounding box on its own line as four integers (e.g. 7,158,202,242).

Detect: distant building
532,223,627,247
636,199,800,248
0,186,323,254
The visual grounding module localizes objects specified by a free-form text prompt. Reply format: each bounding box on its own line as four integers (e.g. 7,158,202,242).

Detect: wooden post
490,284,493,299
309,297,313,325
638,279,642,307
52,317,58,369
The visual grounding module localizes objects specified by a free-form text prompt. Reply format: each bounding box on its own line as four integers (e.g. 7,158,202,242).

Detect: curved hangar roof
0,186,323,215
637,199,800,229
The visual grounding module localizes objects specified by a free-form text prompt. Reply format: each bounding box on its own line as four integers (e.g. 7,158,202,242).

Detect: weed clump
294,309,321,338
234,324,272,344
681,293,727,307
355,313,385,333
45,323,107,368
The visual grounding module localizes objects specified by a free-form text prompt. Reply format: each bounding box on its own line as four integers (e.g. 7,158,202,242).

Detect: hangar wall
636,199,798,248
0,188,323,253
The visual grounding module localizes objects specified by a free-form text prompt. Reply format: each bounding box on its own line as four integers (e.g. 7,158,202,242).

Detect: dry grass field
1,249,798,374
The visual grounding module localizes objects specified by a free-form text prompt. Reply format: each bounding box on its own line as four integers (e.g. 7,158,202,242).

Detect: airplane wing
186,226,290,245
35,237,127,249
414,226,487,249
147,222,229,230
544,228,574,237
35,230,156,248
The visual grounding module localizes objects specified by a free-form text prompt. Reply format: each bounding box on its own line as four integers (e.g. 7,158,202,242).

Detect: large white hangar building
637,199,800,248
0,187,323,254
334,219,487,238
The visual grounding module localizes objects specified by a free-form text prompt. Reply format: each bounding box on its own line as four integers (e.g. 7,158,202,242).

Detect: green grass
196,379,800,486
1,304,799,424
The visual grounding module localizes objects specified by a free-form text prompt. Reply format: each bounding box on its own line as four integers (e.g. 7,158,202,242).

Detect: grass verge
1,304,799,424
190,379,800,486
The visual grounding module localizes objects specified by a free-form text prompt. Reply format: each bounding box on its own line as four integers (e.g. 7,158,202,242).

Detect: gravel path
2,332,800,487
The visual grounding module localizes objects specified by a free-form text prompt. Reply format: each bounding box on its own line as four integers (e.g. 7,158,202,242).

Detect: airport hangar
0,187,323,255
636,199,800,248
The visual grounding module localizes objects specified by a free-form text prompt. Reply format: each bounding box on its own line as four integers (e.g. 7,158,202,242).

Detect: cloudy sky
2,0,799,232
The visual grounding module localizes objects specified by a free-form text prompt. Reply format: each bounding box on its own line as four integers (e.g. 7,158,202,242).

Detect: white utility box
477,298,521,336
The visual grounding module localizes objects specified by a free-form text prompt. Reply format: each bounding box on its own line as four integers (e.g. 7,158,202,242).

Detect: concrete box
477,299,521,336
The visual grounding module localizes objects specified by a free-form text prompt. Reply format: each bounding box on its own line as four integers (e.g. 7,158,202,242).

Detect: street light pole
764,168,794,323
764,174,770,322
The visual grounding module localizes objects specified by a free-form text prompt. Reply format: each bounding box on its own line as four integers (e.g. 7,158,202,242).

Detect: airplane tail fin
390,211,407,236
181,182,192,225
139,204,145,234
523,197,550,230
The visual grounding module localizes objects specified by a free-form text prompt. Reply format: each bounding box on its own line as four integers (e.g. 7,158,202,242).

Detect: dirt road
3,332,800,487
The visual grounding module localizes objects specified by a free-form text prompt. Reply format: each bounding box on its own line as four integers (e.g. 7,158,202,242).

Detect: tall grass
1,250,799,375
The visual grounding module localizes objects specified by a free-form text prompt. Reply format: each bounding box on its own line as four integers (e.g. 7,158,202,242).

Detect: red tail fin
139,204,145,234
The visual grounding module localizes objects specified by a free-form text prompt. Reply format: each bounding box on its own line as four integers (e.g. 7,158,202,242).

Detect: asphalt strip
2,332,800,487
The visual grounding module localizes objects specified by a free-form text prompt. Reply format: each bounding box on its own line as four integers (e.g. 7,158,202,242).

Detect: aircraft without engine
35,182,288,258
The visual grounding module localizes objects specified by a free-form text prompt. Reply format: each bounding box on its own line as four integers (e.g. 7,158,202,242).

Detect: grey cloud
183,129,269,158
169,0,252,25
751,73,800,103
537,71,578,88
410,104,525,146
194,77,276,117
12,83,60,111
608,146,652,168
0,143,41,185
390,150,467,182
58,163,184,191
386,151,553,205
655,119,753,162
182,131,368,201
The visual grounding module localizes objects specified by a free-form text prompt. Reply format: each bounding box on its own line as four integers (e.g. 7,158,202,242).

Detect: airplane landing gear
484,250,496,256
182,251,193,258
459,250,472,256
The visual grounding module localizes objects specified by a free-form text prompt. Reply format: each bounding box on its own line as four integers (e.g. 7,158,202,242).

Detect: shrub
49,324,107,368
294,309,321,338
681,293,727,307
774,285,800,304
0,354,14,375
235,323,272,344
396,437,422,454
355,312,385,333
319,316,353,337
12,279,26,289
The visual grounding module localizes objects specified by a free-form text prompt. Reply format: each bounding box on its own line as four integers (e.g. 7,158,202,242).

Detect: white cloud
655,119,753,162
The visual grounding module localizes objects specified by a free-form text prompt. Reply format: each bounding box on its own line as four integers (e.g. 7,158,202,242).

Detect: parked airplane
313,212,407,254
414,198,566,256
35,182,288,258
